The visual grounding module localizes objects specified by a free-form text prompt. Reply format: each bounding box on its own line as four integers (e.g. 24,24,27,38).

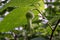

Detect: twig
49,19,60,40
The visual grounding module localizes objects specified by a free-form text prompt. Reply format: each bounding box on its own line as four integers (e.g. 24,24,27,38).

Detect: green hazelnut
26,11,34,19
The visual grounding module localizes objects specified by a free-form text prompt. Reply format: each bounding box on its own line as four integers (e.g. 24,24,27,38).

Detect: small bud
15,27,18,30
26,11,34,19
19,27,23,30
38,14,43,20
44,4,48,9
38,17,43,20
38,13,42,17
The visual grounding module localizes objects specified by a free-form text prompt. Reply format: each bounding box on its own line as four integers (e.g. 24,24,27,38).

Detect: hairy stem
27,19,32,30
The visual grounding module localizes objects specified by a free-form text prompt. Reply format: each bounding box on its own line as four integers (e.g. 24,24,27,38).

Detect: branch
49,19,60,40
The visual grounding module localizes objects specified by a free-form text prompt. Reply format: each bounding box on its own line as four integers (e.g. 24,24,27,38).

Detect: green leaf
0,7,29,32
0,0,40,12
0,0,44,32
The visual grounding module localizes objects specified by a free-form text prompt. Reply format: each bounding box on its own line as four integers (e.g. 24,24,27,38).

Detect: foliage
0,0,60,40
0,0,44,32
